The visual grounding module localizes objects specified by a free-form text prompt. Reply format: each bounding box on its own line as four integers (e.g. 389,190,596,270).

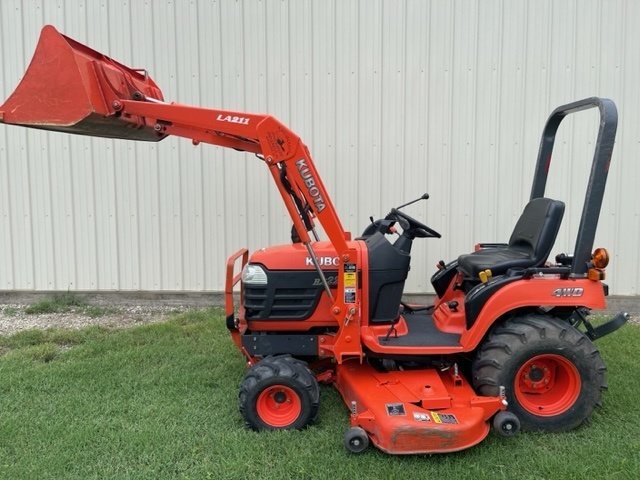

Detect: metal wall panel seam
0,0,14,288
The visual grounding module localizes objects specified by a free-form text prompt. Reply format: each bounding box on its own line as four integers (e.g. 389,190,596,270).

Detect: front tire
473,314,607,432
239,355,320,430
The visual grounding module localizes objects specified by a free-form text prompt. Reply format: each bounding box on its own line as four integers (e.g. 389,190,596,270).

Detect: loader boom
0,26,348,250
0,25,360,354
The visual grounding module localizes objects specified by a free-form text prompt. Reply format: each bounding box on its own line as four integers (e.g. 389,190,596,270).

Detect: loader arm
109,99,351,251
0,26,348,253
1,26,362,359
113,98,358,309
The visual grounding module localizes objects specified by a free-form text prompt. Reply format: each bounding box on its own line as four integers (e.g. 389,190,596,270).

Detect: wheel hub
520,361,554,391
273,391,287,404
515,354,582,416
256,385,302,427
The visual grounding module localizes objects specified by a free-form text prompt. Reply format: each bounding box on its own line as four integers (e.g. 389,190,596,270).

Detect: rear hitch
573,309,629,340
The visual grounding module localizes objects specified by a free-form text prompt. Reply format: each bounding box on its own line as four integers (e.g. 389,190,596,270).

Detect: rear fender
460,277,606,350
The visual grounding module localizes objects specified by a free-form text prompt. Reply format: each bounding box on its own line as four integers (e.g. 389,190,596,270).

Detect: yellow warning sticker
343,263,357,291
344,272,356,287
431,412,458,424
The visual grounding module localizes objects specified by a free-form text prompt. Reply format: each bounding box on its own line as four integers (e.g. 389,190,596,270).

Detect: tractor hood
248,242,340,271
0,25,166,142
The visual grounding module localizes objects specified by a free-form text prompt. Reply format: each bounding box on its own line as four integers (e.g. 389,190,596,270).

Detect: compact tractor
1,26,628,454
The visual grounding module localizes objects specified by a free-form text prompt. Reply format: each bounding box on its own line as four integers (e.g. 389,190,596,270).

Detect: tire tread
473,314,607,432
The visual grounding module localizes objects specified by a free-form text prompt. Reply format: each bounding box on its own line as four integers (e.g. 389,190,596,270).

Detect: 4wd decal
551,287,584,297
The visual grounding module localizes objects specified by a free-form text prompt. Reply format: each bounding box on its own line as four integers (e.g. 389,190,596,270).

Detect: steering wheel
390,208,441,239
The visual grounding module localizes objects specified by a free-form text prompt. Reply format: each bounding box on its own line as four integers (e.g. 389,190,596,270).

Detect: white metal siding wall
1,0,638,294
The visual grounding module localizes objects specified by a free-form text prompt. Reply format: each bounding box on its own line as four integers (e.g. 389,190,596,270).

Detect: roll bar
529,97,618,276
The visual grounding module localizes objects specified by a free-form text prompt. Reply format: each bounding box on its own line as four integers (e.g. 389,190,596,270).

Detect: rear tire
239,355,320,430
473,314,607,432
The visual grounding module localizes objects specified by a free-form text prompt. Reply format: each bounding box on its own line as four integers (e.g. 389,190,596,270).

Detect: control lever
396,193,430,210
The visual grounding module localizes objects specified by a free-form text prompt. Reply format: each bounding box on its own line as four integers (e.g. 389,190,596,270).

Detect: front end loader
1,26,628,454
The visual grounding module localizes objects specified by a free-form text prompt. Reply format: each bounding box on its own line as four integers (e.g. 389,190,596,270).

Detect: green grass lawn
0,308,638,480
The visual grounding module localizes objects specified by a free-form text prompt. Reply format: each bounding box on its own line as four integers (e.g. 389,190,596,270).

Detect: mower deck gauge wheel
493,411,521,437
344,426,369,453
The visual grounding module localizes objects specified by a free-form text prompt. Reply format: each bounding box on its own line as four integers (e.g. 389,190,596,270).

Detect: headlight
242,264,268,285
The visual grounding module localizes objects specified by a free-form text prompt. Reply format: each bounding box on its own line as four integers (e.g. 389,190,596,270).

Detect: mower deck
334,360,506,454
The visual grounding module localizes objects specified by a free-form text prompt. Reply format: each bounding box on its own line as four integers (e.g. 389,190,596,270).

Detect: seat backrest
508,197,565,264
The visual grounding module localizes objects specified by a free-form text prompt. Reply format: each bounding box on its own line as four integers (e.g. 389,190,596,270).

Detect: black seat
457,197,565,278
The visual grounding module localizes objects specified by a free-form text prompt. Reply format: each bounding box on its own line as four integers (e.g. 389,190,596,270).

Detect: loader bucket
0,25,166,142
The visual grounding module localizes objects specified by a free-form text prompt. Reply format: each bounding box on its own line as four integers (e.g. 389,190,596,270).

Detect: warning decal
431,412,458,424
343,263,357,287
343,264,357,303
386,403,406,416
413,412,431,422
344,288,356,304
344,272,356,287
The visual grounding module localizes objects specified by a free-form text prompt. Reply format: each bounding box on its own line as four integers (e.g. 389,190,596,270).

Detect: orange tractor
1,26,628,454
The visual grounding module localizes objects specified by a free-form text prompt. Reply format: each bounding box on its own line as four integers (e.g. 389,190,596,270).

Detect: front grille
245,286,321,319
243,267,333,320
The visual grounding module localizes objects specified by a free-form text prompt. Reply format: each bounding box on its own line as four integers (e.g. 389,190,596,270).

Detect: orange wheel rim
515,354,581,416
256,385,302,427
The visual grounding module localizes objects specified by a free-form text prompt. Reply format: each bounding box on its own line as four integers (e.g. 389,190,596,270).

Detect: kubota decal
551,287,584,297
296,159,326,212
306,256,339,267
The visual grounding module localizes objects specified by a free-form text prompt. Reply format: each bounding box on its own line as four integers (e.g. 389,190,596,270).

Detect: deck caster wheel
493,411,521,437
344,426,369,453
